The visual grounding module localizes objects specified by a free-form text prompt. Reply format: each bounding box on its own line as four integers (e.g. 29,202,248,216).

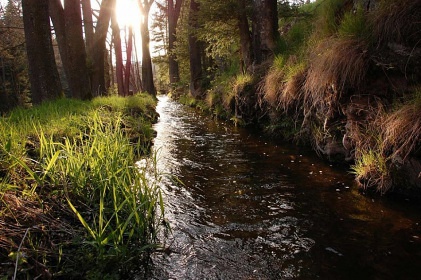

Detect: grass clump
0,93,165,278
382,88,421,162
338,6,371,40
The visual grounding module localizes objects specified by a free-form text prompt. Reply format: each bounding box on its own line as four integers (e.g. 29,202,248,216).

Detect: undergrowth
0,93,165,279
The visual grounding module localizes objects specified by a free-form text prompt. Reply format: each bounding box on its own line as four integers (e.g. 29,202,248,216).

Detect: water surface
146,95,421,279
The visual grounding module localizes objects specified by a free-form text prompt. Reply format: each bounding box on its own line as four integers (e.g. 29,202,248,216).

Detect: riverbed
144,95,421,279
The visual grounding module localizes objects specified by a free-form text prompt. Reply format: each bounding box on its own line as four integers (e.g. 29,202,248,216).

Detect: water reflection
145,95,421,280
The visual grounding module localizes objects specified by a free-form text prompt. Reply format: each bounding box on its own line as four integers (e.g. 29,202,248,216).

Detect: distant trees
5,0,161,108
157,0,280,96
0,0,30,112
5,0,282,106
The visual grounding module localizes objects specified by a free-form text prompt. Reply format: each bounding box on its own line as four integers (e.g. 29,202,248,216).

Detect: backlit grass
0,93,164,278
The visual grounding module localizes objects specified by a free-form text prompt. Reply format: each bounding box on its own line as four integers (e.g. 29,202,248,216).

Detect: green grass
338,6,371,40
0,93,164,278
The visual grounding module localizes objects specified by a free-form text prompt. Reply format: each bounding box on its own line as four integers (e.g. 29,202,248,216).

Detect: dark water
146,95,421,280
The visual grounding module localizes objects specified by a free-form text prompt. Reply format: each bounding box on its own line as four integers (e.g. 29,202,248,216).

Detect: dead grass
347,99,394,193
0,192,77,277
261,55,307,111
279,64,307,113
262,65,285,107
305,37,369,100
372,0,421,46
382,90,421,162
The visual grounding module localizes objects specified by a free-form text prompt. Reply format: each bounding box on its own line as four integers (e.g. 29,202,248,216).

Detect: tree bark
133,33,144,92
237,0,253,73
108,40,114,88
91,0,114,96
111,10,125,96
64,0,91,100
188,0,203,97
49,0,91,100
138,0,156,96
252,0,278,65
22,0,62,104
125,26,133,96
168,0,182,84
49,0,71,94
81,0,94,62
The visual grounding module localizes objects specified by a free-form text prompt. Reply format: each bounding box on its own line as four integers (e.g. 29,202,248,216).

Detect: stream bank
146,95,421,279
175,0,421,198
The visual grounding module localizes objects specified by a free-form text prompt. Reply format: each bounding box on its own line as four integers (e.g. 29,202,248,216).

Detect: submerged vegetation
0,94,165,278
174,0,421,195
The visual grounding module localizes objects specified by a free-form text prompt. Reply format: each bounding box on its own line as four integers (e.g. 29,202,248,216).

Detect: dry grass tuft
382,90,421,161
262,66,285,107
347,99,393,193
305,38,369,100
261,55,307,110
372,0,421,47
279,64,307,112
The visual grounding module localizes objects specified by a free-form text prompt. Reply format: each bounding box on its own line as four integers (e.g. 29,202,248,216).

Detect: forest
0,0,420,278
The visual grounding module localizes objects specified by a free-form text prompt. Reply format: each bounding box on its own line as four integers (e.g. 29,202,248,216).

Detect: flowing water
145,95,421,279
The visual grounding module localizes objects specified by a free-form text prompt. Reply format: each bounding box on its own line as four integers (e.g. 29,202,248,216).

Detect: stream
144,95,421,279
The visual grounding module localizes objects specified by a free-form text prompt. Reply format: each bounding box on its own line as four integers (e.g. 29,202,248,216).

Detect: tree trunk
109,40,114,88
22,0,61,104
91,0,114,96
125,26,133,96
237,0,253,73
81,0,94,62
49,0,92,100
49,0,71,95
140,10,156,96
168,0,182,84
133,33,143,92
111,11,124,96
252,0,278,65
188,0,203,98
64,0,91,100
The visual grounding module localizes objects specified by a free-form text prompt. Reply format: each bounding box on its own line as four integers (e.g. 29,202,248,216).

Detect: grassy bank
0,94,165,278
176,0,421,195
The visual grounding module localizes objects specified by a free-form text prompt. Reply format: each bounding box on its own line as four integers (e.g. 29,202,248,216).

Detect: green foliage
178,94,199,107
315,0,346,36
351,147,391,193
0,94,163,278
338,6,371,40
0,0,31,112
198,19,238,60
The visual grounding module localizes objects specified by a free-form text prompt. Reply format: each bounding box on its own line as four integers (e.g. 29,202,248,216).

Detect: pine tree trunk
49,0,92,100
168,0,182,84
252,0,279,65
111,12,125,96
237,0,253,73
81,0,94,59
91,0,114,96
124,26,133,96
188,0,203,98
22,0,62,104
64,0,91,100
140,12,156,96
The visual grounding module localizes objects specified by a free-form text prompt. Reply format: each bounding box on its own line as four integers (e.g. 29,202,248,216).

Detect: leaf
42,150,61,179
66,197,96,240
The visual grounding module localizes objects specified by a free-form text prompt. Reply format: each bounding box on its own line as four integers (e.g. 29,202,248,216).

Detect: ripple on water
146,95,421,280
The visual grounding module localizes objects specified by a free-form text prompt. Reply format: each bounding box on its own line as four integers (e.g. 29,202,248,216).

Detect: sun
115,0,141,27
